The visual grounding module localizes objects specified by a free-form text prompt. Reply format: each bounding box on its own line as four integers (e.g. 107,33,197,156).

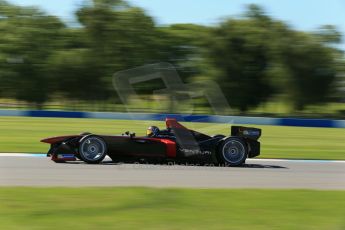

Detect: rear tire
80,132,92,136
78,135,107,164
218,137,247,166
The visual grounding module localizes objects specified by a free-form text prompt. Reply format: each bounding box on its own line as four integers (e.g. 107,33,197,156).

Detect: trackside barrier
0,109,345,128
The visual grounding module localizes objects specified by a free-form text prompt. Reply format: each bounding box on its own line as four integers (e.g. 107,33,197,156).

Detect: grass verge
0,188,344,230
0,116,345,159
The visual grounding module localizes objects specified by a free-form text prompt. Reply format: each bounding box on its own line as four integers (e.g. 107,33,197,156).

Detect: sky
8,0,345,49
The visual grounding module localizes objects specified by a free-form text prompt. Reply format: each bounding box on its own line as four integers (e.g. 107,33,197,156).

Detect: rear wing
231,126,261,140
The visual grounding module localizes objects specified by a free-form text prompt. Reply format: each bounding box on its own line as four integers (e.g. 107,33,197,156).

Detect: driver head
147,126,159,137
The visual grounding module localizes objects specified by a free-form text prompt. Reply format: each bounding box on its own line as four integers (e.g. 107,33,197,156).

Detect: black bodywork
41,118,261,165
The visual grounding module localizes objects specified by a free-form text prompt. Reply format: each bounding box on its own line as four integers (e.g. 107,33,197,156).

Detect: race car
41,118,261,166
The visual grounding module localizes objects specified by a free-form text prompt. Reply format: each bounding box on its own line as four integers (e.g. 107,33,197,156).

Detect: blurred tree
77,0,158,68
156,24,210,82
315,25,342,44
0,0,343,114
75,0,159,101
206,4,341,113
313,25,345,104
206,6,274,112
0,0,64,108
282,33,337,110
47,49,109,102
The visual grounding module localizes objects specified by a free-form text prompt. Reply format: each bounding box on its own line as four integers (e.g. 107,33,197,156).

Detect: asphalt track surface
1,154,344,189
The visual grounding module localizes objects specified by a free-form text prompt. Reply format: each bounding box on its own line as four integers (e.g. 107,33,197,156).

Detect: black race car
41,118,261,166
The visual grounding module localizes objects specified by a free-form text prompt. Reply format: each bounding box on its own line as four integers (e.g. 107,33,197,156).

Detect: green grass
0,188,344,230
0,116,345,159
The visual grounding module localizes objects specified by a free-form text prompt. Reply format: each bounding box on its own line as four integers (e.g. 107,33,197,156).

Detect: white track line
0,153,46,157
0,153,345,163
249,158,345,163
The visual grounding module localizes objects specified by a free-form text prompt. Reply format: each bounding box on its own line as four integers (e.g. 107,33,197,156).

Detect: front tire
78,135,107,164
218,137,247,166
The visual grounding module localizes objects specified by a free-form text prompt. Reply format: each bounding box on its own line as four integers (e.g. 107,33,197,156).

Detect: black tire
80,132,92,136
78,135,107,164
218,137,247,166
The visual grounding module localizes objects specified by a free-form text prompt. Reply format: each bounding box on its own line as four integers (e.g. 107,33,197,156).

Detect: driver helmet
147,126,159,137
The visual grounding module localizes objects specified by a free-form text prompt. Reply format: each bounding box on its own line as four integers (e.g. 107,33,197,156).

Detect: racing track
0,154,344,189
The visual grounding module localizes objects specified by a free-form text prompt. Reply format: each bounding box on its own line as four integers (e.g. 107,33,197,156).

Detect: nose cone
40,135,78,144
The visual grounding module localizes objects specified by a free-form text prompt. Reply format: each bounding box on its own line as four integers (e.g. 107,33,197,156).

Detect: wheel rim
222,140,245,164
80,137,106,161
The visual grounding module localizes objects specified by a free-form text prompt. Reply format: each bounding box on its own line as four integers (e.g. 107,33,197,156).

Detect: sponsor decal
58,154,75,159
243,130,260,136
179,148,212,156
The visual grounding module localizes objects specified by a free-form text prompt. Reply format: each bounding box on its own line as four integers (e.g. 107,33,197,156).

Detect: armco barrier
0,109,345,128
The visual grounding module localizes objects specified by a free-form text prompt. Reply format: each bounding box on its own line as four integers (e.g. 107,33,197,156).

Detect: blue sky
8,0,345,49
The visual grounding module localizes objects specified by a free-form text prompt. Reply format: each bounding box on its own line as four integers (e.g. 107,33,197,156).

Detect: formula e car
41,118,261,166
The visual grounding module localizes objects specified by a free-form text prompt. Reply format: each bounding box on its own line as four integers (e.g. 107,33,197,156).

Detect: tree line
0,0,344,112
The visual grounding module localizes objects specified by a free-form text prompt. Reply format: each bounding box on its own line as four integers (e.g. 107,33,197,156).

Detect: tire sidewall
78,135,107,164
218,137,247,166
